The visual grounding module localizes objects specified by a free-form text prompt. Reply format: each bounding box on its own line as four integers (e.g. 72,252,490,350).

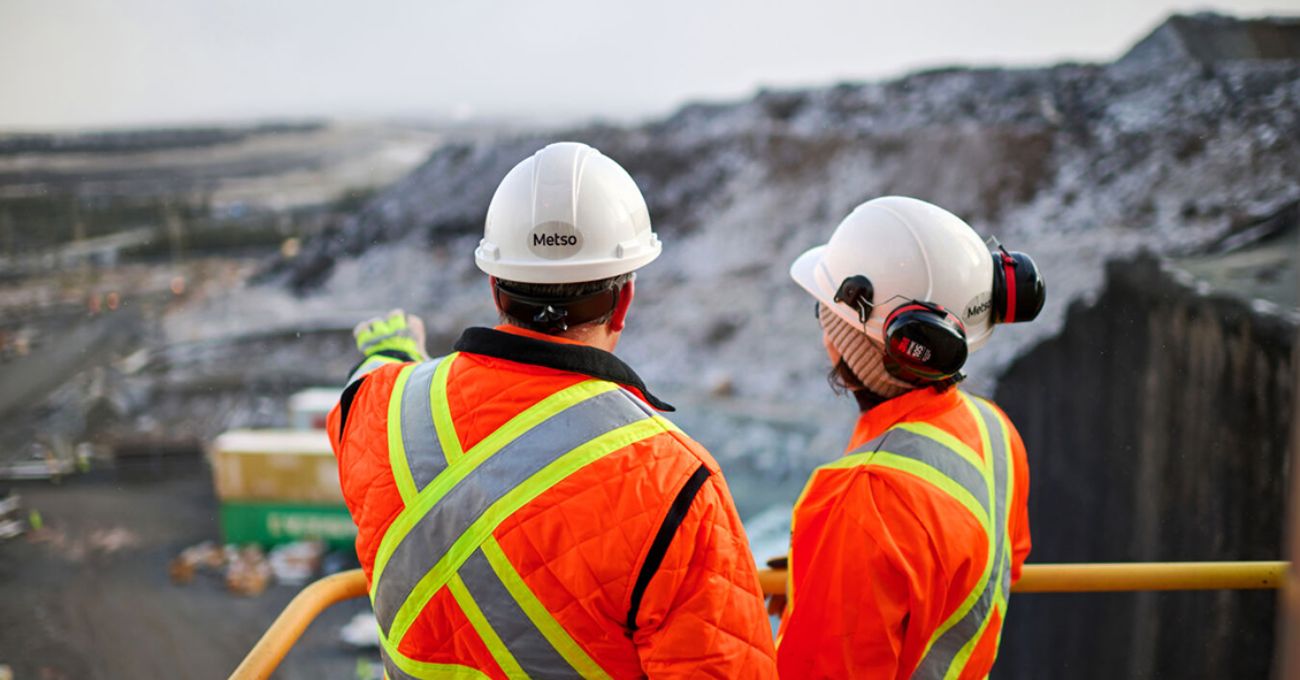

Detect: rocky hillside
213,12,1300,408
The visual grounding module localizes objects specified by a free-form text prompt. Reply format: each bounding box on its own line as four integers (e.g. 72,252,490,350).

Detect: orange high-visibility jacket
776,386,1031,679
328,325,777,679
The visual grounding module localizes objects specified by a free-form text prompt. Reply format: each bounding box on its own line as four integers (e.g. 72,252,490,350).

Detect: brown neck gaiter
818,303,913,401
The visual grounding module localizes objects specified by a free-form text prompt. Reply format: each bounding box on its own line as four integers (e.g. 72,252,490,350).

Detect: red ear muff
991,248,1045,324
882,301,968,384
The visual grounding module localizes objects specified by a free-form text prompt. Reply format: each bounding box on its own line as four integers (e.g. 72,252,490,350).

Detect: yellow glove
352,309,429,362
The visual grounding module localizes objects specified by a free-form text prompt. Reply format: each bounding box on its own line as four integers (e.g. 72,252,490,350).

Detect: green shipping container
219,500,357,549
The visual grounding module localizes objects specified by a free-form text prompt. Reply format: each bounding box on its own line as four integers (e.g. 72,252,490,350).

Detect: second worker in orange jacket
779,196,1046,679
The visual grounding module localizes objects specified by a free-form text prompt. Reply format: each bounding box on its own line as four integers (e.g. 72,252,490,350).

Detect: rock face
1118,13,1300,69
257,12,1300,405
993,253,1296,679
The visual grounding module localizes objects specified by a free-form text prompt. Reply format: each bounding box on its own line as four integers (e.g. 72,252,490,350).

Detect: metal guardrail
231,561,1290,680
757,560,1289,595
230,570,369,680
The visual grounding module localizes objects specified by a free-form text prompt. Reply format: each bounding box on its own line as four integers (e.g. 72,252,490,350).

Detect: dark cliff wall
994,254,1296,679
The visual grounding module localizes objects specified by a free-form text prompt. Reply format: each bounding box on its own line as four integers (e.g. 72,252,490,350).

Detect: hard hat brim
790,245,883,336
476,242,661,284
789,245,829,304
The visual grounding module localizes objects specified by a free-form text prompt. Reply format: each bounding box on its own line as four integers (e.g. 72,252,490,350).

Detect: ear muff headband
1001,250,1018,323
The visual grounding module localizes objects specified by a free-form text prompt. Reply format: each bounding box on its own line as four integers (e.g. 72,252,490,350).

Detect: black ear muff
991,248,1045,324
882,301,968,383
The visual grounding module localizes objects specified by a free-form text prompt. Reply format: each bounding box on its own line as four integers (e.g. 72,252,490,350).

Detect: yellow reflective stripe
995,543,1012,614
981,395,1017,625
943,565,1004,680
480,536,613,680
894,421,984,473
387,365,419,505
866,453,990,534
388,416,670,646
824,447,997,671
929,395,1011,678
350,354,403,384
466,380,622,459
430,353,462,465
383,644,491,680
371,380,619,593
447,574,527,679
914,397,999,666
376,608,493,679
963,394,1000,563
818,450,875,470
980,396,1017,547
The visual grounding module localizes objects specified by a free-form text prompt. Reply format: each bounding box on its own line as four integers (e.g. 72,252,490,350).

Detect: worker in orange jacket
328,142,777,679
778,196,1045,679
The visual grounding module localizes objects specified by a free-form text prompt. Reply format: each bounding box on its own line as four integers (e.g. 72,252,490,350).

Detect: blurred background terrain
1,6,1298,679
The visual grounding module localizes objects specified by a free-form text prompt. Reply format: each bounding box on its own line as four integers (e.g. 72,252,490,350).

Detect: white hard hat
475,142,662,284
790,196,997,352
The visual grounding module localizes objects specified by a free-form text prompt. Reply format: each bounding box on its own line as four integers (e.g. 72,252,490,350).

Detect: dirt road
0,458,370,680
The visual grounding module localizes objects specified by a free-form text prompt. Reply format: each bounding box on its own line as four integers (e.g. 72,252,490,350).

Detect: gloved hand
352,309,429,362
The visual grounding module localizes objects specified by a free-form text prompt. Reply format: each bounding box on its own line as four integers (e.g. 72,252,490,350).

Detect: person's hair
826,358,883,412
828,356,957,412
497,272,633,334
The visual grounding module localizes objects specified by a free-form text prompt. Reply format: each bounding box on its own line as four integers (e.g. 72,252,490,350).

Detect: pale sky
1,0,1295,131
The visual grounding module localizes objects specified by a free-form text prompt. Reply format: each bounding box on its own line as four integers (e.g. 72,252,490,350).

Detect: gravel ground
0,458,373,680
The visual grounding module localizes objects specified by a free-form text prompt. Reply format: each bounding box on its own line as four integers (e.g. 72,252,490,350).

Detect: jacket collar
847,386,963,451
453,325,675,412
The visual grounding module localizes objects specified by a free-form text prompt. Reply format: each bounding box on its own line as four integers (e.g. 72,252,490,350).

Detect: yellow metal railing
230,570,369,680
231,561,1290,680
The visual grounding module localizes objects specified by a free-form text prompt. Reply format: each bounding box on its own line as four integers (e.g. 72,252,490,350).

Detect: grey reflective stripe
618,387,658,419
400,357,448,491
374,388,652,633
912,399,1013,680
381,651,417,680
982,398,1013,605
866,429,990,517
851,432,889,455
458,548,577,679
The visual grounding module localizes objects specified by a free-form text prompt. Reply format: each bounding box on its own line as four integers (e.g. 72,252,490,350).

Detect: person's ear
609,279,635,332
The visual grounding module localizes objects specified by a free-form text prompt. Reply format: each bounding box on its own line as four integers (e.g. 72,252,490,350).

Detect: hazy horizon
2,0,1296,133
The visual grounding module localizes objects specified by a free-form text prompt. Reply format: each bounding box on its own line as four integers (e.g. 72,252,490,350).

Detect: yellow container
210,429,342,504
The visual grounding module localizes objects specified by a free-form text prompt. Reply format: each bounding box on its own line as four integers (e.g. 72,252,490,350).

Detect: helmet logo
963,291,992,321
528,221,583,259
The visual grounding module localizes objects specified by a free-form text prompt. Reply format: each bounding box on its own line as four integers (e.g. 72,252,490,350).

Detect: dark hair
497,272,633,334
826,358,890,413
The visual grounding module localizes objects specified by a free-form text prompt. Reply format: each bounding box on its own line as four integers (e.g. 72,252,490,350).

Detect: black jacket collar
453,327,675,412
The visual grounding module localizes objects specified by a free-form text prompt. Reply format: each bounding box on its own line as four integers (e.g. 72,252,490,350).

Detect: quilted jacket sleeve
326,362,409,577
630,464,778,679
